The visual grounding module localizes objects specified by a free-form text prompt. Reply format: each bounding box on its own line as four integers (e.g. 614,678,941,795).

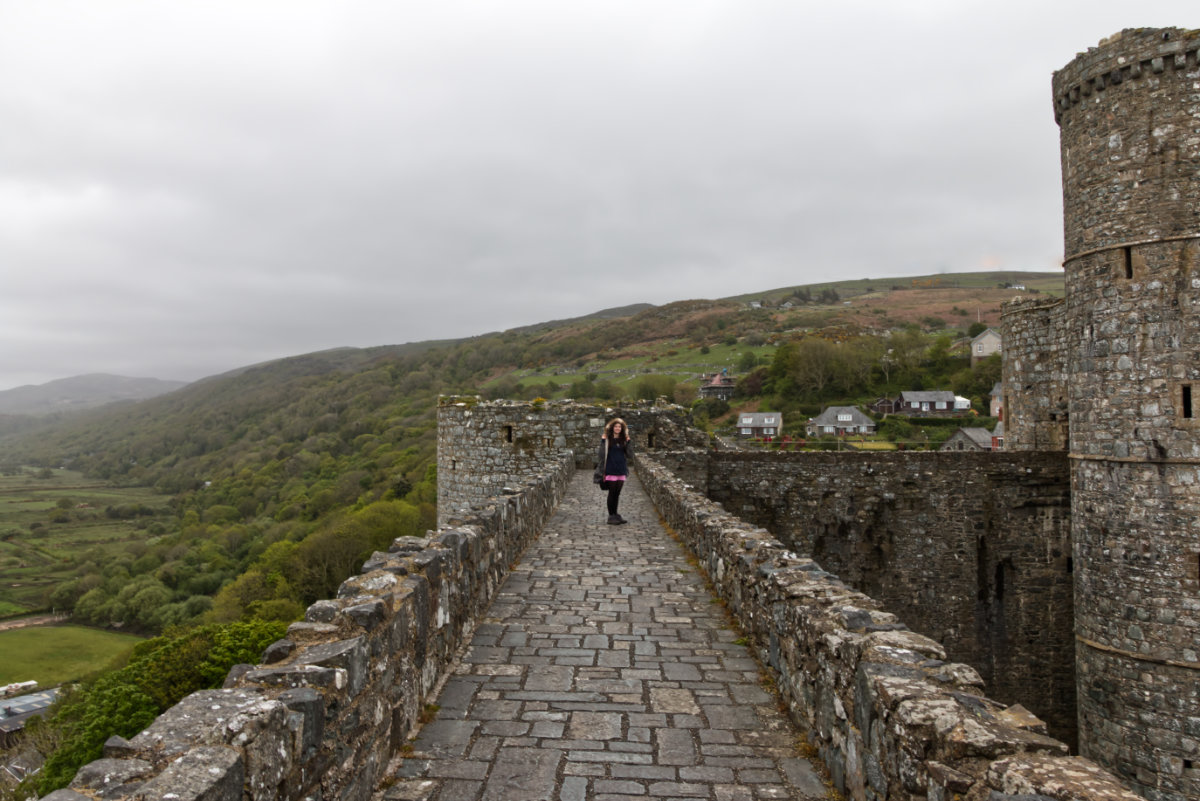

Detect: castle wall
660,449,1077,747
437,397,705,526
50,451,576,801
1001,296,1070,451
635,451,1138,801
47,400,1141,801
1052,28,1200,800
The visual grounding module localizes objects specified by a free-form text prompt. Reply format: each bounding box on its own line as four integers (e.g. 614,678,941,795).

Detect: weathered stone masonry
46,399,703,801
1004,27,1200,801
658,449,1077,749
436,397,706,526
47,450,576,801
636,450,1137,801
1001,296,1069,452
48,397,1138,801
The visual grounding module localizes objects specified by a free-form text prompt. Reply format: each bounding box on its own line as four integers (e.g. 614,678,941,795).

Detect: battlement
1052,28,1200,124
1051,27,1200,258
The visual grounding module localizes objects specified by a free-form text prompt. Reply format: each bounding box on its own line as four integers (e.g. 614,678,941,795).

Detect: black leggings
606,480,624,515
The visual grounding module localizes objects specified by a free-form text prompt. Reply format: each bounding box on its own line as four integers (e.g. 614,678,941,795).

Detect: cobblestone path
380,470,830,801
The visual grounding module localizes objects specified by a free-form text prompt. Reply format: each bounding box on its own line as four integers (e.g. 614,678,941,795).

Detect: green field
0,624,143,686
0,468,173,614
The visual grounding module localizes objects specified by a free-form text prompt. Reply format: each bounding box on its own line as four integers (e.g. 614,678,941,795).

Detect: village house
698,370,736,401
895,390,971,417
869,396,899,416
806,406,876,437
0,688,58,748
971,328,1002,365
737,412,782,438
939,427,995,452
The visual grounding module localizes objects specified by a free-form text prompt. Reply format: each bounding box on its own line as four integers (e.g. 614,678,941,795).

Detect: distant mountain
0,373,188,416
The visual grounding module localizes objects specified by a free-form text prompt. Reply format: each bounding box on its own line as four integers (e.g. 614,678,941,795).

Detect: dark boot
607,514,626,525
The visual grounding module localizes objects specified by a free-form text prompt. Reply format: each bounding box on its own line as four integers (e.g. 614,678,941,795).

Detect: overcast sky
1,2,1195,390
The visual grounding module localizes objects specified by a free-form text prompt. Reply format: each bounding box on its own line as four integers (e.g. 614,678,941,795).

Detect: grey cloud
1,0,1194,389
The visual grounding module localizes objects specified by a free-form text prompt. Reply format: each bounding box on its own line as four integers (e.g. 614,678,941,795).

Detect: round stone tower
1053,28,1200,800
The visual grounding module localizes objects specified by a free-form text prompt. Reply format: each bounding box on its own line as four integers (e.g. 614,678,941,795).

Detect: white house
971,328,1002,365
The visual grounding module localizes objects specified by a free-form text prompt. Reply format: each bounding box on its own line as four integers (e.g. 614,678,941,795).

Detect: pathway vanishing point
378,469,831,801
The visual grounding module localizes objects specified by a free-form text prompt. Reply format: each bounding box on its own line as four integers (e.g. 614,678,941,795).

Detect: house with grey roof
940,427,995,451
897,390,972,417
736,412,782,438
806,406,876,437
0,688,59,747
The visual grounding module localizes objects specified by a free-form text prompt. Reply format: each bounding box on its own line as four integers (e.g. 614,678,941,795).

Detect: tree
770,338,843,401
632,375,676,401
841,336,883,395
885,327,928,385
967,321,988,338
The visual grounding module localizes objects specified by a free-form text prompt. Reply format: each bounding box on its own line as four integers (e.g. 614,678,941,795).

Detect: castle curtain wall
687,449,1078,747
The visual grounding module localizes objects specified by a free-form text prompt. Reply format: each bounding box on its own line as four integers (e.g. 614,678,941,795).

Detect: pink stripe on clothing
603,475,627,482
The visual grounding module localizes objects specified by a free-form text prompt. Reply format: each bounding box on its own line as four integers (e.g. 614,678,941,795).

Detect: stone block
262,638,294,664
133,746,243,801
279,688,325,755
70,757,153,798
242,664,345,692
294,636,368,697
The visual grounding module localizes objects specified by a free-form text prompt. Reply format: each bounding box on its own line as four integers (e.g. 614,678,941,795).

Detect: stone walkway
380,470,830,801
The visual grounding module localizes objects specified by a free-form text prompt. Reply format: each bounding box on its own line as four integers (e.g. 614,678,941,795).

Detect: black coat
593,438,633,482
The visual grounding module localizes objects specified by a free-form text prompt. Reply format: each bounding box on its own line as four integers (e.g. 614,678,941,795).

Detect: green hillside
0,271,1052,796
0,271,1056,629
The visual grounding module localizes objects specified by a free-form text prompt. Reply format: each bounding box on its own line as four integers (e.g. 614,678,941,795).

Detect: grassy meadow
0,468,173,615
0,624,143,686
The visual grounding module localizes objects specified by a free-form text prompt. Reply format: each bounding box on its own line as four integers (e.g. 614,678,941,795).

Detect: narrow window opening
1183,384,1193,419
505,425,513,443
1066,557,1074,574
647,432,656,448
451,459,457,471
1123,246,1133,279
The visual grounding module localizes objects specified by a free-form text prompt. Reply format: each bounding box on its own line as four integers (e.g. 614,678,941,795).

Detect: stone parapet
634,451,1139,801
681,448,1076,747
47,453,575,801
436,396,704,526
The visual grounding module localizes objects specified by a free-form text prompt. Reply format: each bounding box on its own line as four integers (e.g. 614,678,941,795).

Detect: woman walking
596,417,632,525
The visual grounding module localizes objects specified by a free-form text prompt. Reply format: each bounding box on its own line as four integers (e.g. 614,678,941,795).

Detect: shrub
33,620,287,794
